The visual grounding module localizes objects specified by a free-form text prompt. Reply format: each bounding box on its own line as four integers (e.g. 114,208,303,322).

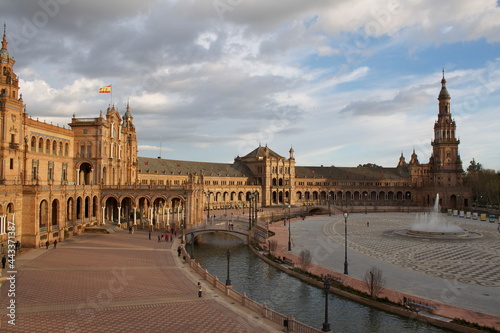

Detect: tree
467,158,482,172
297,249,312,272
364,266,385,299
465,159,500,208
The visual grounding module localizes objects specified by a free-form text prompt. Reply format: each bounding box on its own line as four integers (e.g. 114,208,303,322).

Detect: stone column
117,206,121,226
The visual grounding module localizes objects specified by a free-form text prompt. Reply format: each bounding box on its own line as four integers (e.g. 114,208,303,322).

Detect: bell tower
429,71,463,186
0,24,26,183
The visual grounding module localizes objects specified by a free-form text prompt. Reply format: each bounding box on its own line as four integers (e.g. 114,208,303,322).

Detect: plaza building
0,27,470,248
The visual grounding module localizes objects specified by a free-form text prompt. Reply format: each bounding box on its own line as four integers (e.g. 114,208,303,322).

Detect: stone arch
39,200,49,229
51,199,59,226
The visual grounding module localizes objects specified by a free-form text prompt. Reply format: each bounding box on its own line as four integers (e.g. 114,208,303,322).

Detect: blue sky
3,0,500,170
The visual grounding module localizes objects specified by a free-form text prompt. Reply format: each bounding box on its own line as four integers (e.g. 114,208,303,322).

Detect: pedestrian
53,239,57,249
174,230,177,237
165,234,169,242
198,282,202,297
170,234,173,242
148,231,151,240
158,235,161,242
1,255,6,269
367,222,370,227
177,245,182,257
129,226,132,234
45,240,49,249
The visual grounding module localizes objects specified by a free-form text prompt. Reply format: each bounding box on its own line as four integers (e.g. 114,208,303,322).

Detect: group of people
158,234,173,242
45,239,57,249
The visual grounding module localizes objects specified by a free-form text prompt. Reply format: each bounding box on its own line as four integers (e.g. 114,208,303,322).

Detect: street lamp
288,205,291,251
226,249,231,286
322,278,331,332
248,193,254,231
327,193,331,216
207,191,211,224
254,191,259,227
190,233,195,259
343,211,349,275
364,193,367,214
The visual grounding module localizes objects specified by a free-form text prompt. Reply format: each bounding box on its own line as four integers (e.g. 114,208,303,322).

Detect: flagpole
110,85,113,105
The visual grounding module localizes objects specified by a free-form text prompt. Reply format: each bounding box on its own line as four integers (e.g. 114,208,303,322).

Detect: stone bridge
185,223,250,244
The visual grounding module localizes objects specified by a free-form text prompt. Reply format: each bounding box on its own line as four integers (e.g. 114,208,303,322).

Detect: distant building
0,27,470,248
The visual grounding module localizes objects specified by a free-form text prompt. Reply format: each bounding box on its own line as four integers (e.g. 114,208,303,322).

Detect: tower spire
1,22,10,58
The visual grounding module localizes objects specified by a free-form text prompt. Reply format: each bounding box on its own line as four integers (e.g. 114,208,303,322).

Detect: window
9,158,13,169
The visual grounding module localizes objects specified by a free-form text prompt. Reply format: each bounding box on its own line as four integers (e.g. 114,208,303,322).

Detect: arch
39,200,49,229
51,199,59,226
93,196,99,219
38,137,43,152
66,197,74,225
45,138,50,152
30,136,36,151
85,196,90,219
52,140,57,154
78,162,92,185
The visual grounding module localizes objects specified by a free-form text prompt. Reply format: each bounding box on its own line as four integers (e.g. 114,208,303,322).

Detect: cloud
340,87,433,116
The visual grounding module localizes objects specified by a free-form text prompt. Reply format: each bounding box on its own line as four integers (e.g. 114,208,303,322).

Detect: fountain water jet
396,194,480,239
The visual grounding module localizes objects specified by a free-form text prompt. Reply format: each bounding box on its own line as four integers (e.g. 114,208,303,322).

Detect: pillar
102,206,105,224
117,206,121,226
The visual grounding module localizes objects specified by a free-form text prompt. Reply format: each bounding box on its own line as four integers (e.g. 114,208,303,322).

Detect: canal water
188,234,451,333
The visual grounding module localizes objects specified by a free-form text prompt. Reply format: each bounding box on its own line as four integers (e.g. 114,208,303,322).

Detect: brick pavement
267,214,500,331
0,228,282,332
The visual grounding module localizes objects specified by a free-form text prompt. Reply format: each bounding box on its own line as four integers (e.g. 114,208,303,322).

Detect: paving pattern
0,229,280,332
323,213,500,288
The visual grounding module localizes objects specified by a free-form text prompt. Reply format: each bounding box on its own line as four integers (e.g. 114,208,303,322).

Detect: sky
3,0,500,170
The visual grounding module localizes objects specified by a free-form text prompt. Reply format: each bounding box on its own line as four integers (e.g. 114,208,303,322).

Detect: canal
187,233,452,333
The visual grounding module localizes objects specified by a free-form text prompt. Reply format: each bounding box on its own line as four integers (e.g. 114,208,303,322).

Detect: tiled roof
137,157,253,177
241,145,283,159
295,166,410,180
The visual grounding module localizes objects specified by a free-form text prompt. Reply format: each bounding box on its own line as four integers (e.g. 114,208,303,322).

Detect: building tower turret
430,71,463,186
0,24,26,183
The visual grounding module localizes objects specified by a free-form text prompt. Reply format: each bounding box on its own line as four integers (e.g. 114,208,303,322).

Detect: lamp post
327,193,331,216
322,278,331,332
254,191,258,227
364,193,367,214
248,193,254,231
343,211,349,275
407,192,411,213
190,233,195,259
288,205,291,251
226,249,231,286
207,191,211,224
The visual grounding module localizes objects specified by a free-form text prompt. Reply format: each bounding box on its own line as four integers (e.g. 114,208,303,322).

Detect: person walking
53,239,57,249
177,245,182,257
45,240,49,249
198,282,202,297
1,255,6,269
148,231,151,240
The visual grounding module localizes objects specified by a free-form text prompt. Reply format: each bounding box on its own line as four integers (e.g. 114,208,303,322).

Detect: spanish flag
99,85,111,93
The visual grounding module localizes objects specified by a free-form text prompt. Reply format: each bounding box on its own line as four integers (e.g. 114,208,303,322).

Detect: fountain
396,194,481,239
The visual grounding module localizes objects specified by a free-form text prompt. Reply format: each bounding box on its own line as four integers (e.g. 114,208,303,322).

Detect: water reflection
188,233,450,333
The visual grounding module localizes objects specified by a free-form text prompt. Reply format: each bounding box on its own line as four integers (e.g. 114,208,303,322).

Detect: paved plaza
269,212,500,329
0,228,281,332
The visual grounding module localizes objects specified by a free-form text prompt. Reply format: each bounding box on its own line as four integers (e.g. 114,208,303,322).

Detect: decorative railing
182,249,322,333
